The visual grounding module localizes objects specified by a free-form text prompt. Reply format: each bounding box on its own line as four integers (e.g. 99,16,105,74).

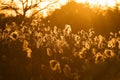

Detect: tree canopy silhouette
44,1,120,34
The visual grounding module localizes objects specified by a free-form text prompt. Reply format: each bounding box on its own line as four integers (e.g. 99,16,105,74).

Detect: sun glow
0,0,120,17
74,0,120,9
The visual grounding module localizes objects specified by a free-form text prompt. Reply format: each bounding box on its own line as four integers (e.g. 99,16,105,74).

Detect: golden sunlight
0,0,120,17
74,0,120,9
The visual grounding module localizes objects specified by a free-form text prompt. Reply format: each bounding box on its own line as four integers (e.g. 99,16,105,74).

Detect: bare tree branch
0,0,59,23
0,3,22,15
31,0,59,17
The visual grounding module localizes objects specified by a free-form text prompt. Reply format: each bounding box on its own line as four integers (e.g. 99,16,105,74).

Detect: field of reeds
0,22,120,80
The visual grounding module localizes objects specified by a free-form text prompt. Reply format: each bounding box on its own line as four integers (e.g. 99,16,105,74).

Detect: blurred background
0,0,120,80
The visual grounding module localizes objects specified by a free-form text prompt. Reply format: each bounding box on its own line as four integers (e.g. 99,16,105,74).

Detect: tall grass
0,22,120,80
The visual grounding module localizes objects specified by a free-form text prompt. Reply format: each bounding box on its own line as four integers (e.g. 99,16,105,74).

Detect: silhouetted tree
44,1,120,34
0,0,59,28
